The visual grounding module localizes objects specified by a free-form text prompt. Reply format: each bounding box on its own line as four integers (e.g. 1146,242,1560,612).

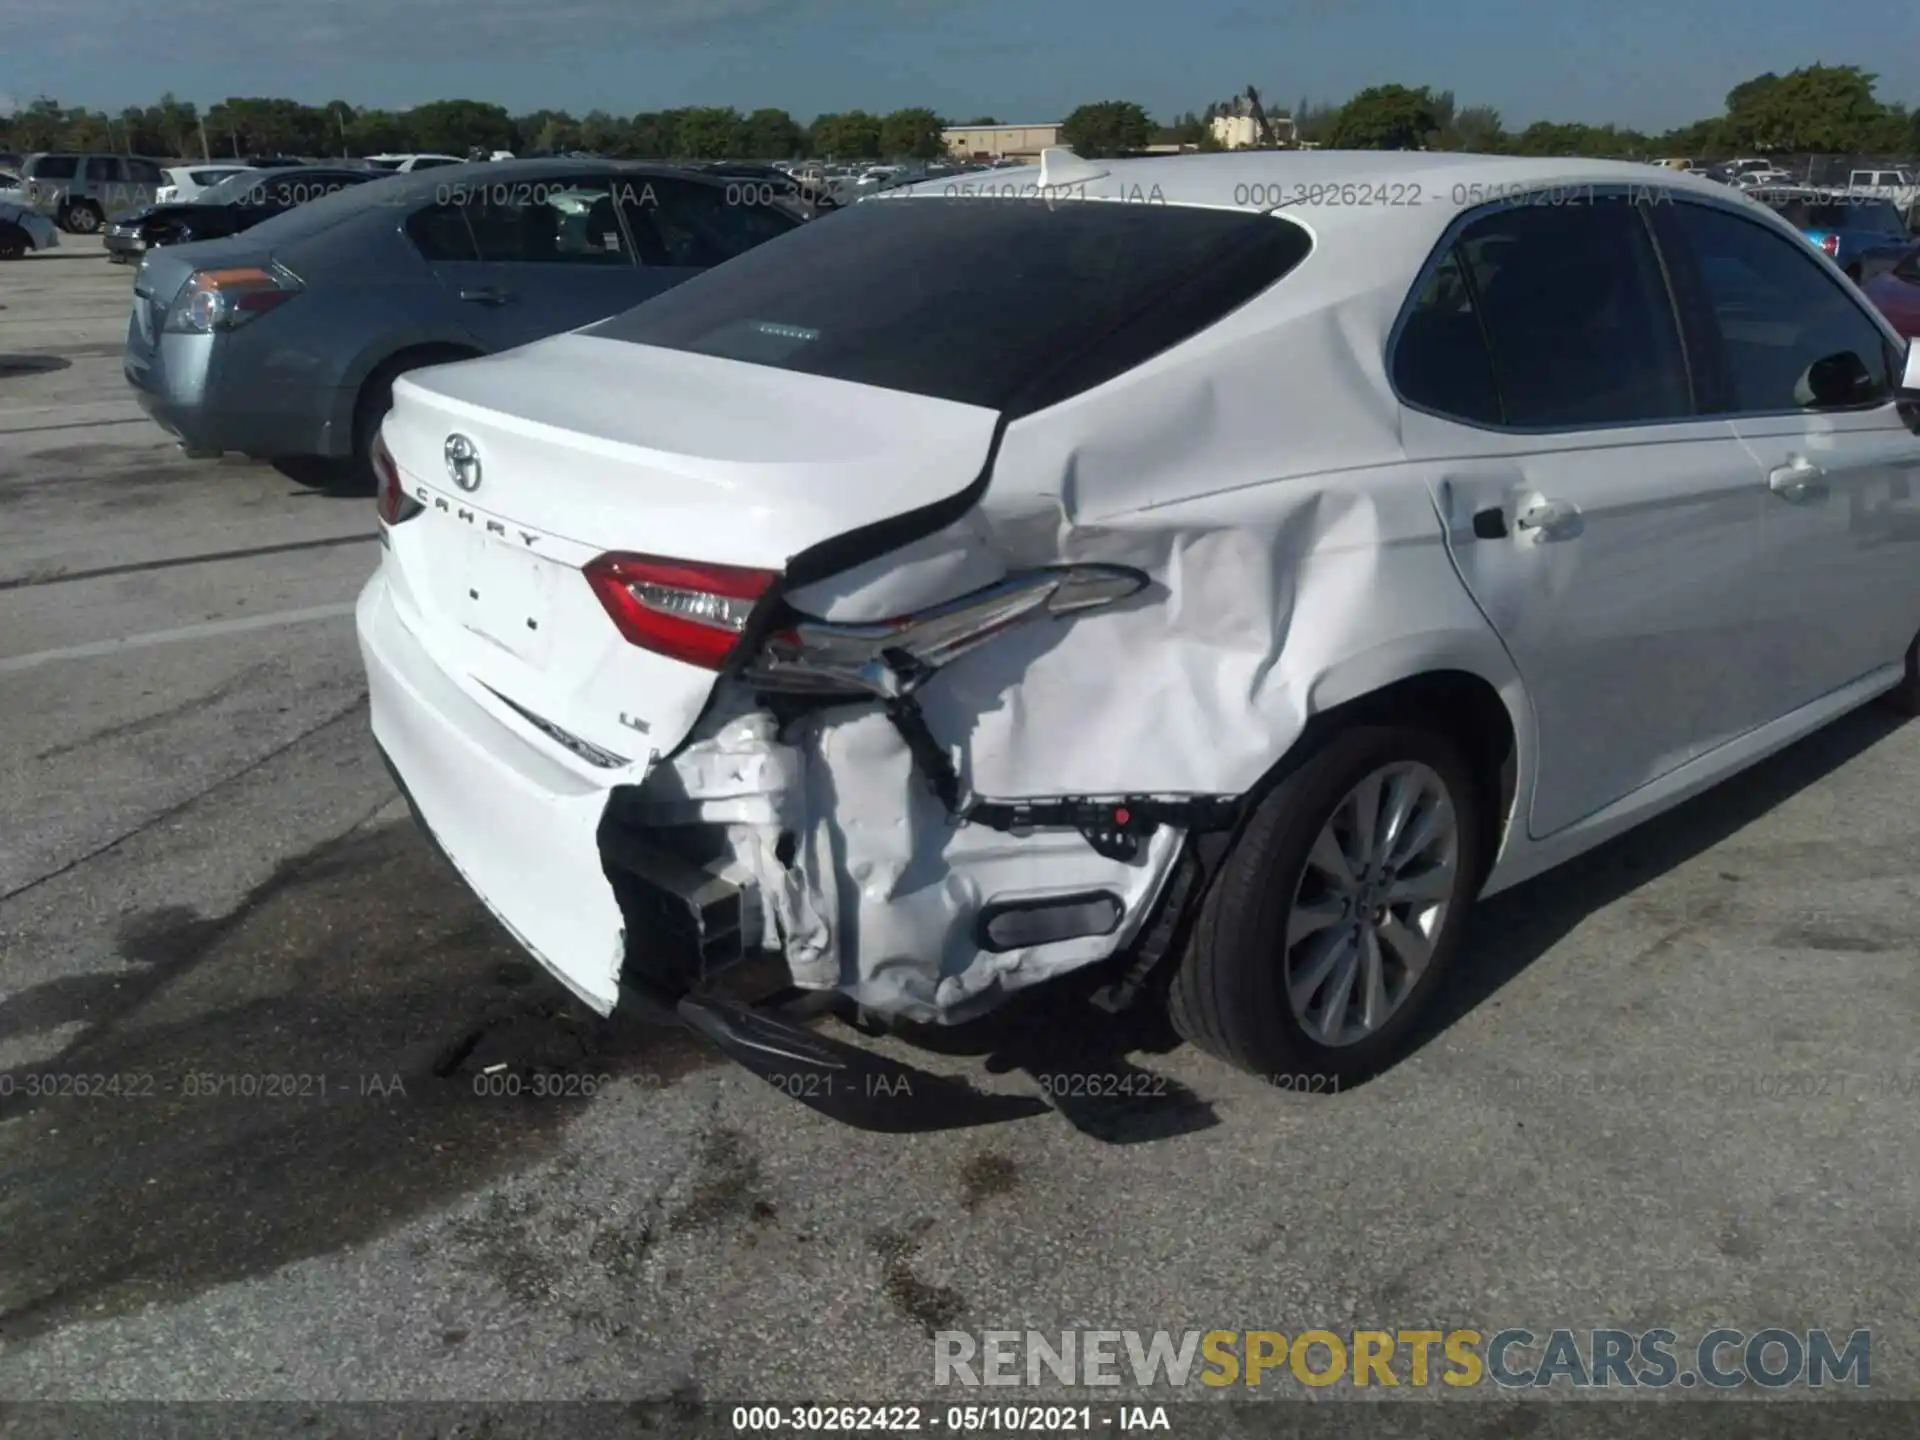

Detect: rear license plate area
459,530,555,665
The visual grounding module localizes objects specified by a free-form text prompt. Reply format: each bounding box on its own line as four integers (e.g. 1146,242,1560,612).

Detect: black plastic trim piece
779,411,1011,591
966,794,1240,862
975,890,1124,953
877,689,1240,861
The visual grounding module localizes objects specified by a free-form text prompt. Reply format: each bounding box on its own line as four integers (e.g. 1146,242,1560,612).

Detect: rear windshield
1803,201,1905,232
585,196,1312,413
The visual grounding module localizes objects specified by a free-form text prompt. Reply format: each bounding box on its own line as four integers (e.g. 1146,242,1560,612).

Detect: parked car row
1749,187,1914,281
5,151,523,233
0,196,61,259
104,166,387,263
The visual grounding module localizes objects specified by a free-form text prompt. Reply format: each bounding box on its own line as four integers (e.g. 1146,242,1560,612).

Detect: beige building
942,123,1064,162
1209,112,1299,149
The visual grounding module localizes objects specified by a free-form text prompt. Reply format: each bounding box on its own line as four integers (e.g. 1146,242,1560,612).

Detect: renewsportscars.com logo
933,1328,1872,1391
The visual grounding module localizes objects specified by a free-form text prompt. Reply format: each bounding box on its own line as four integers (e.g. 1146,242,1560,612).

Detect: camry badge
444,433,481,492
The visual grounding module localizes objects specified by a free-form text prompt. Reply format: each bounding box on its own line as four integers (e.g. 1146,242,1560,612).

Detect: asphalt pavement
3,236,1919,1417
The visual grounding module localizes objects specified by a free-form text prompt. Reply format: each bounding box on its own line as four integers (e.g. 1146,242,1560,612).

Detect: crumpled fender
673,278,1528,1022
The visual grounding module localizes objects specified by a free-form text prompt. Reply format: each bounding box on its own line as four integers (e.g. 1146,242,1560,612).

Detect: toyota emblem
444,433,481,492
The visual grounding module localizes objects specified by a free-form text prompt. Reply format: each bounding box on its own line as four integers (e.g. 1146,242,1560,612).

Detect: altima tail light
584,554,780,669
1821,234,1841,258
164,265,302,333
371,432,421,525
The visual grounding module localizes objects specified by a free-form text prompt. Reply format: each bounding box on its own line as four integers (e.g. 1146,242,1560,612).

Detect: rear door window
618,176,797,268
1449,196,1692,428
586,196,1311,413
457,177,634,266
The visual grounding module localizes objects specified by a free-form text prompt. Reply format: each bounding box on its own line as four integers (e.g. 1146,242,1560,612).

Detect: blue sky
5,0,1918,132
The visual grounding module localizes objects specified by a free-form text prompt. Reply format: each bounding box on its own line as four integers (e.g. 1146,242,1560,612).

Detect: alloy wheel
1280,761,1460,1047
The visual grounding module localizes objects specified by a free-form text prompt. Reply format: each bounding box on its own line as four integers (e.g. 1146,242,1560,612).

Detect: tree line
1063,67,1920,159
2,65,1915,163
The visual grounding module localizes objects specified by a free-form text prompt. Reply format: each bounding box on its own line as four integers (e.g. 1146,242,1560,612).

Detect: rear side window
1444,197,1691,428
457,179,633,265
189,168,235,186
27,156,77,180
586,197,1311,413
127,160,163,184
1393,247,1503,426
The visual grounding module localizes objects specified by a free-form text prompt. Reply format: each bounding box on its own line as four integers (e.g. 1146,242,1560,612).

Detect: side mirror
1795,350,1877,408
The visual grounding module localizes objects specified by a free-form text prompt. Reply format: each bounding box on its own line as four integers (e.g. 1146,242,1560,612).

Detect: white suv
358,151,1920,1113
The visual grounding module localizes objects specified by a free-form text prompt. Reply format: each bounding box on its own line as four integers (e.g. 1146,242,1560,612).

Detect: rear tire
0,221,27,261
344,347,479,495
270,456,356,489
1167,725,1486,1085
61,201,102,234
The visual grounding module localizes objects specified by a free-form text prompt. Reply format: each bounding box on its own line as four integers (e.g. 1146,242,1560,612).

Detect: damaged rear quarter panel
895,265,1529,801
658,227,1532,1022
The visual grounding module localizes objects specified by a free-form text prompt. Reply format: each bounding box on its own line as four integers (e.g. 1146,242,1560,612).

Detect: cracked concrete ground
3,237,1920,1430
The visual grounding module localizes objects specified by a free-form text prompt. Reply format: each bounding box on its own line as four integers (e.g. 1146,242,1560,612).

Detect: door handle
1767,458,1826,502
1513,496,1582,540
458,286,512,305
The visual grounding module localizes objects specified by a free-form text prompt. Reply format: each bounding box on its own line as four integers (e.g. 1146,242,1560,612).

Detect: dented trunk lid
377,332,1001,765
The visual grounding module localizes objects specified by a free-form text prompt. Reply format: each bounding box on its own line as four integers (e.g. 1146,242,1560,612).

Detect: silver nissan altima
122,158,802,485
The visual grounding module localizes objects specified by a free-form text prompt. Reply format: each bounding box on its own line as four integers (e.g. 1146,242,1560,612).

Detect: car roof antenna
1036,147,1109,188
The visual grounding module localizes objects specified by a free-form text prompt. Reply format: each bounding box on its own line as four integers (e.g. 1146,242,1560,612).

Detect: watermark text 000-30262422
933,1327,1871,1392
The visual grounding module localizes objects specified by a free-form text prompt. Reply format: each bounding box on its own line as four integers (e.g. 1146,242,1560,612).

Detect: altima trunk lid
376,332,1001,766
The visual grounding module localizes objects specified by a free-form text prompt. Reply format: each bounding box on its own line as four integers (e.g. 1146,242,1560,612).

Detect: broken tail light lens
744,564,1151,698
165,265,302,333
372,432,421,525
584,554,781,670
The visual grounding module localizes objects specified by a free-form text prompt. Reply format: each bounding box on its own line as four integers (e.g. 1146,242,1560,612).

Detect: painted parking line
0,601,358,674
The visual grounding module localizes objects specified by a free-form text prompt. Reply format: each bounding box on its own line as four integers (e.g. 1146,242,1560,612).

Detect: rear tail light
371,432,421,525
1821,234,1841,257
584,554,780,670
164,265,302,333
743,565,1151,699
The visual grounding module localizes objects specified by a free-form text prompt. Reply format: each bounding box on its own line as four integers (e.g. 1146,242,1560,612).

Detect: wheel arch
328,338,485,457
1238,648,1533,888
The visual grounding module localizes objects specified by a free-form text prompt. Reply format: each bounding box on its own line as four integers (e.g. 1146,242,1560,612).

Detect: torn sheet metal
643,280,1531,1021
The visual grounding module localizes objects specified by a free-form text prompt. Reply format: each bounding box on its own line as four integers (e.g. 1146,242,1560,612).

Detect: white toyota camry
356,148,1920,1109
